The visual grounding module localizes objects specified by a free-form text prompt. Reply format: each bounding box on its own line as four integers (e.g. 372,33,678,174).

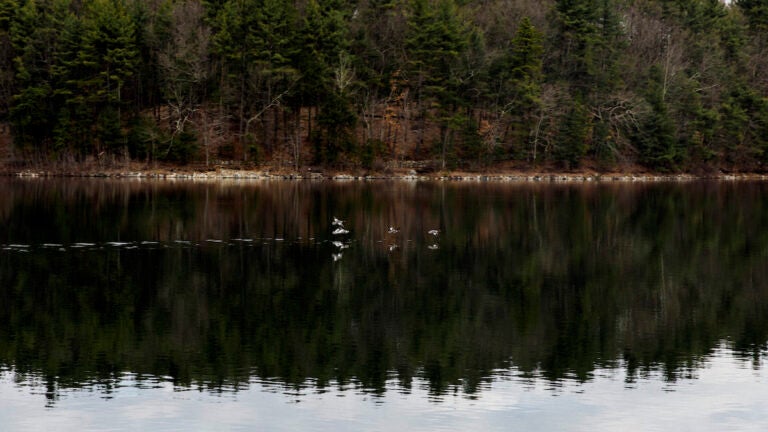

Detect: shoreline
3,160,768,182
7,170,768,183
5,168,768,182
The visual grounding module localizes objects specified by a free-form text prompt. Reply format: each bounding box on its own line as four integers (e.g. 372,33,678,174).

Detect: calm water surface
1,178,768,431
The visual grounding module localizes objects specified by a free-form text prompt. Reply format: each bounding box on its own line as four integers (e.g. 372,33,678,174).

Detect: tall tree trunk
240,68,246,161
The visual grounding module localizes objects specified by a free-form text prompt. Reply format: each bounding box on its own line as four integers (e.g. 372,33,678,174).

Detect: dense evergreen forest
0,0,766,172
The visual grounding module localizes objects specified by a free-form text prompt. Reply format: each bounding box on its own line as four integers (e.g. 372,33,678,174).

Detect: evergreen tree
351,0,408,94
293,0,348,107
313,86,356,165
0,0,17,121
716,84,768,167
405,0,467,108
9,0,71,152
489,16,543,159
213,0,299,158
294,0,353,161
212,0,250,140
554,99,590,168
549,0,624,103
736,0,768,33
55,0,137,155
127,0,173,118
52,10,89,152
405,0,469,165
247,0,299,153
549,0,600,96
638,65,677,170
671,76,719,166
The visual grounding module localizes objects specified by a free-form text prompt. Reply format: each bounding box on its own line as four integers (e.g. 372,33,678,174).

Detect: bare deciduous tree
157,0,211,161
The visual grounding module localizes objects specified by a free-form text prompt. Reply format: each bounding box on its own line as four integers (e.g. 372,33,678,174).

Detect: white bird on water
332,217,345,227
428,229,439,236
332,227,349,235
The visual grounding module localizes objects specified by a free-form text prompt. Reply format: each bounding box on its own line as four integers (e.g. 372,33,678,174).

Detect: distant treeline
0,0,767,171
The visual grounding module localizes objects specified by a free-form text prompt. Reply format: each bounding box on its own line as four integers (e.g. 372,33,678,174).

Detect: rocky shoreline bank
7,167,768,182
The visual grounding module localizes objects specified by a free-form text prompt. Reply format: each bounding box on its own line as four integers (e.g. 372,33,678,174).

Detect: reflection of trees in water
2,179,768,400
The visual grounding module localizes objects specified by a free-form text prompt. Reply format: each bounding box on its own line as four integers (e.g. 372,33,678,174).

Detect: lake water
1,178,768,431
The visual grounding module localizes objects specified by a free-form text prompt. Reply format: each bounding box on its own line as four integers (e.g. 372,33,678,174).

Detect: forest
0,0,767,173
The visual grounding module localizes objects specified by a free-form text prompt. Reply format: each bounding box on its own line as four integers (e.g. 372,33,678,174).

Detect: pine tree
313,86,356,165
9,0,71,152
212,0,249,141
736,0,768,33
0,0,18,121
127,0,173,119
489,16,543,159
638,65,677,170
554,99,590,169
549,0,627,165
246,0,299,153
213,0,299,158
549,0,624,98
549,0,600,96
405,0,469,165
55,0,137,155
716,84,768,167
294,0,353,162
293,0,348,106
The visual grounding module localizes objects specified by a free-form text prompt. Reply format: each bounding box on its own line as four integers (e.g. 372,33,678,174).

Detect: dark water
1,178,768,431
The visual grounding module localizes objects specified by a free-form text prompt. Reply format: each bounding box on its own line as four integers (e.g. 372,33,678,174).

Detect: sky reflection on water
1,346,766,432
